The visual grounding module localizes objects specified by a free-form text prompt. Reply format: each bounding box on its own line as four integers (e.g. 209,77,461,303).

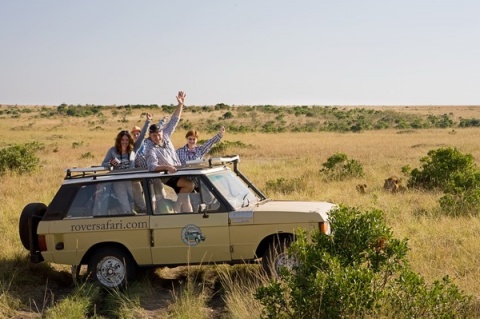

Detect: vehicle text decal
181,224,206,246
70,219,148,232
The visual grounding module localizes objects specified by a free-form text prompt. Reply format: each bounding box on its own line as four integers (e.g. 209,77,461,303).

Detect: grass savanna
1,104,480,318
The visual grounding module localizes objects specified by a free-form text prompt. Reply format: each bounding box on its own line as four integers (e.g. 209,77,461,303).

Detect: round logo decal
181,224,206,246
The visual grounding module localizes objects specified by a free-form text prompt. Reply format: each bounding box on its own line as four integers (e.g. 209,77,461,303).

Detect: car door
52,179,152,266
148,176,231,265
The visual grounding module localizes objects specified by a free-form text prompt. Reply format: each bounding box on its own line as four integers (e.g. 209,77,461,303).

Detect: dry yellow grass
1,105,480,316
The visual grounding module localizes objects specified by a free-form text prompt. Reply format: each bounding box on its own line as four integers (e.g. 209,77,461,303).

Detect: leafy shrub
458,118,480,127
80,152,95,159
255,205,473,318
221,111,234,120
57,104,104,117
438,171,480,216
180,119,193,131
408,147,478,191
0,144,40,174
387,270,473,318
72,141,84,148
208,140,250,156
25,141,45,152
214,103,230,110
320,153,364,181
261,121,286,133
265,177,306,195
408,148,480,216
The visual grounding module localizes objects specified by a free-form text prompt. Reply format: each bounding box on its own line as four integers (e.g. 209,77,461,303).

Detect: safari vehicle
19,155,335,288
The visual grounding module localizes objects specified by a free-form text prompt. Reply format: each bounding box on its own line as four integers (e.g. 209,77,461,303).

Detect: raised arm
134,113,152,152
172,91,186,119
197,126,225,158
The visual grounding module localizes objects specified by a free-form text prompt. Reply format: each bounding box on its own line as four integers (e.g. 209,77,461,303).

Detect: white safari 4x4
19,155,335,288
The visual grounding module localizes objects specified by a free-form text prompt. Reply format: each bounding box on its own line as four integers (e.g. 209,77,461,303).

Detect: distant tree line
2,104,480,133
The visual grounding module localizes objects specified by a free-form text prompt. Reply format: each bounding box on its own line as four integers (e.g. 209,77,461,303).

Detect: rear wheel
261,238,297,276
87,247,136,289
19,203,47,250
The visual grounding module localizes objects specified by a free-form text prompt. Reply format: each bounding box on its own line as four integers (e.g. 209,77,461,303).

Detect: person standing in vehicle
101,130,136,213
102,130,135,170
131,112,153,153
134,115,168,169
129,112,154,212
145,91,194,213
176,126,225,165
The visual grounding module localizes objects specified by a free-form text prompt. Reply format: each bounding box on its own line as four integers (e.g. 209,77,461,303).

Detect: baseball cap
149,124,161,133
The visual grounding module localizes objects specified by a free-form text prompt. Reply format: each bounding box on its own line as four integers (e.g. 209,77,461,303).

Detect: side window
192,178,221,212
147,176,221,214
93,182,126,216
106,179,147,215
65,180,147,218
66,184,97,218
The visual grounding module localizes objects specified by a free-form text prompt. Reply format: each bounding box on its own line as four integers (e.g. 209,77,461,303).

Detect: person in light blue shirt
131,112,153,153
145,91,194,213
134,115,168,168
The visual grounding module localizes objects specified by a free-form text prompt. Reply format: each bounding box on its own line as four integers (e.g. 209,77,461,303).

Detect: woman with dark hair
101,130,138,214
102,130,135,170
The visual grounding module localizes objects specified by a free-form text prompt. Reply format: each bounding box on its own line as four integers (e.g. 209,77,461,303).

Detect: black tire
87,247,136,289
261,238,296,276
19,203,47,250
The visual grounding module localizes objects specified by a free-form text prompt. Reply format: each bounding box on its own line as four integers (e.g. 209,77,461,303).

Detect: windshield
207,170,258,209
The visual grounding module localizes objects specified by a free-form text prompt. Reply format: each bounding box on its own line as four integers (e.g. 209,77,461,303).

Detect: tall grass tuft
218,265,267,319
43,283,102,319
166,269,210,319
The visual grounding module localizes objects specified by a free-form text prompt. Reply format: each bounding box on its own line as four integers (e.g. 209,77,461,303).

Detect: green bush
208,140,250,156
265,177,306,195
408,147,477,191
0,144,40,175
320,153,364,181
408,147,480,216
80,152,95,159
72,141,84,148
439,190,480,217
387,271,472,318
255,205,473,318
221,111,234,119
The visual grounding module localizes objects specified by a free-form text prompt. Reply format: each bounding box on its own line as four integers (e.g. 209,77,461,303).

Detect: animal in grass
383,176,406,193
370,236,387,252
356,184,367,194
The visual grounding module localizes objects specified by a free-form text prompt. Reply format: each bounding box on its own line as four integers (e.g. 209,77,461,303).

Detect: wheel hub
97,257,125,288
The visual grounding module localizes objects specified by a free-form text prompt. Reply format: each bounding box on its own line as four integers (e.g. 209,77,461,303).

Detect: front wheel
87,247,136,289
261,238,297,277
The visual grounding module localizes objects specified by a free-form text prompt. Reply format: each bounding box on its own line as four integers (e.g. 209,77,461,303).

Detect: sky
1,0,480,106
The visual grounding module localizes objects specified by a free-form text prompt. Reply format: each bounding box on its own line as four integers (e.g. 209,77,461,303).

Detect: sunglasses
120,130,131,136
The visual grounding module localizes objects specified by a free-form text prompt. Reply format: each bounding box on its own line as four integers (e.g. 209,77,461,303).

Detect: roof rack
64,155,241,179
181,155,240,170
65,166,111,179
